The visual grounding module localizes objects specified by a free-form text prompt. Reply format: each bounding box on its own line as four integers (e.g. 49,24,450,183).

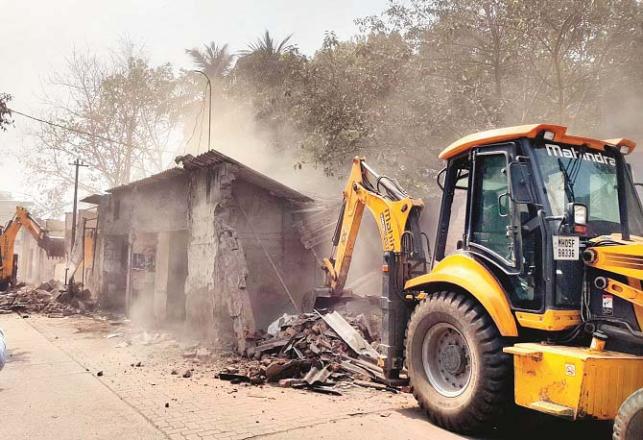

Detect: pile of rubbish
218,310,402,395
0,281,96,316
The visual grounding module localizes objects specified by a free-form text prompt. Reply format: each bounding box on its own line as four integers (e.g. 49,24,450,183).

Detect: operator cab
435,124,643,343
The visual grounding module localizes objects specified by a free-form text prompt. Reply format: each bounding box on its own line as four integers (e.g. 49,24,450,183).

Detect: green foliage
29,1,643,210
183,2,641,196
233,0,641,195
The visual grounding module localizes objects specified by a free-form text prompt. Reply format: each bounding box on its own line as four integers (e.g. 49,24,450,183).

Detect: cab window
469,154,514,264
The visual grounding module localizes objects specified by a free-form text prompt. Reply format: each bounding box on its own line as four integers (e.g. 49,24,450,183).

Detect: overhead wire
9,97,210,208
9,108,180,154
9,107,196,202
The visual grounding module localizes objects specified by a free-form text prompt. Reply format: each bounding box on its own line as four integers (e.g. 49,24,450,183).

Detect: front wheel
405,290,512,434
614,388,643,440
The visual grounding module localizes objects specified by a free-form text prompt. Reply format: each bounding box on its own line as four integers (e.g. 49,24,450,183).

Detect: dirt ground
0,312,613,440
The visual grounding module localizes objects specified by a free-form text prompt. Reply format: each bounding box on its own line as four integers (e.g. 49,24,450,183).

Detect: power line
10,108,135,149
9,108,180,154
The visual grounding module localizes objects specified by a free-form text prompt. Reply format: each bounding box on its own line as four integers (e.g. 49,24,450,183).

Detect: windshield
534,143,643,237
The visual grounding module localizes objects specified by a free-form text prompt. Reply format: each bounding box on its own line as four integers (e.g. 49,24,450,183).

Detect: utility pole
192,70,212,151
67,158,88,286
70,158,88,247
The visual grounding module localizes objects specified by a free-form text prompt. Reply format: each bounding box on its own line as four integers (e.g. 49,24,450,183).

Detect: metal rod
192,70,212,151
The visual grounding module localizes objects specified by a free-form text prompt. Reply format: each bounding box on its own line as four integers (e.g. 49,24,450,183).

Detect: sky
0,0,390,205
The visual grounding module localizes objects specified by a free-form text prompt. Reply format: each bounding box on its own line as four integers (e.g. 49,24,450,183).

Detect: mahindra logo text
545,144,616,166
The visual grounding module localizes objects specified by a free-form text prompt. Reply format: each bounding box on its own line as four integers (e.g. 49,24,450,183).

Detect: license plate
552,236,579,261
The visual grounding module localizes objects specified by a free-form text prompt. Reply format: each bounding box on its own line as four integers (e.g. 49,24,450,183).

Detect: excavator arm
0,206,54,289
321,157,427,378
322,157,426,295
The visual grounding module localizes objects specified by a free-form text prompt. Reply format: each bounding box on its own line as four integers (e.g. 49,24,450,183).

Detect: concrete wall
90,163,317,353
232,180,317,329
94,175,189,314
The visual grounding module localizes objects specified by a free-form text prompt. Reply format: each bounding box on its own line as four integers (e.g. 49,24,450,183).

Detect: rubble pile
217,310,400,395
0,281,96,316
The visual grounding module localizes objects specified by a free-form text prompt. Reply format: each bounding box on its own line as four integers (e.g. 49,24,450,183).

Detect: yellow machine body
405,253,519,336
322,126,642,431
505,343,643,420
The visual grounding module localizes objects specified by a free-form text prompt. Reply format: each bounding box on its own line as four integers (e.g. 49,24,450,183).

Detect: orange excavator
0,206,62,290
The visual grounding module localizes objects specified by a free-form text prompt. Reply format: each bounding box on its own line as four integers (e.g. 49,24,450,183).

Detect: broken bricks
216,309,395,395
0,285,96,316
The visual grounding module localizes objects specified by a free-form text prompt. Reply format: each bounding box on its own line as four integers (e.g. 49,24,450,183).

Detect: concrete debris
216,310,394,395
266,313,297,337
303,365,332,385
319,310,379,362
0,284,96,316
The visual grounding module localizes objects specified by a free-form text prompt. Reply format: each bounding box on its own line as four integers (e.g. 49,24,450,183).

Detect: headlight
573,204,587,225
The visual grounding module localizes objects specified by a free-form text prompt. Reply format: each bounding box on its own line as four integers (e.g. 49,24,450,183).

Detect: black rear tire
405,290,512,434
614,388,643,440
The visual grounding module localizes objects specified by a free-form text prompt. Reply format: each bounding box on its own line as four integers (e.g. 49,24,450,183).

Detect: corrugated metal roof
95,149,313,203
80,194,107,204
107,168,186,193
179,150,313,203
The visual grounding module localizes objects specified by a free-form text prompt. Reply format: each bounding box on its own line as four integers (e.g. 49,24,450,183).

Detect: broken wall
184,164,255,352
232,180,317,328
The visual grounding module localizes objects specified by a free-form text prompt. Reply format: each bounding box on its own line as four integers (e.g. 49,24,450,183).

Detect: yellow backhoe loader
321,124,643,438
0,206,61,291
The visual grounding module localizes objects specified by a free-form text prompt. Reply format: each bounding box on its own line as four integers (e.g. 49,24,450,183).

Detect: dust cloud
183,95,341,199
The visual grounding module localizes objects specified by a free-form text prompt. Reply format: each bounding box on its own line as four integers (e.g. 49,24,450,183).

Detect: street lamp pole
192,70,212,151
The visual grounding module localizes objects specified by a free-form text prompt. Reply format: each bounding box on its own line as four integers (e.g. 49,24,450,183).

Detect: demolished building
83,151,320,352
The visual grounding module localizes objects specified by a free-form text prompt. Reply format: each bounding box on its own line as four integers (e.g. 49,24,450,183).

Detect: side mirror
436,167,447,191
567,202,588,235
508,162,535,204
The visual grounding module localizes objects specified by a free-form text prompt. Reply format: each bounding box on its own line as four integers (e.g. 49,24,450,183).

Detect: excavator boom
322,157,426,296
0,206,59,289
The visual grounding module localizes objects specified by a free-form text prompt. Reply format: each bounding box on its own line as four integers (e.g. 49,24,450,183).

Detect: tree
230,31,306,150
185,42,234,80
515,0,642,130
235,31,301,87
23,47,182,213
358,0,642,134
0,93,12,131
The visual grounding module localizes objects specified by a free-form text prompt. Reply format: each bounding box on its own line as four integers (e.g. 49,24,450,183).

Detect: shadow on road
395,405,613,440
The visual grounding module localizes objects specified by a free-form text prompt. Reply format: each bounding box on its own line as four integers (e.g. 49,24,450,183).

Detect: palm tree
185,42,234,79
235,31,300,87
241,31,297,57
